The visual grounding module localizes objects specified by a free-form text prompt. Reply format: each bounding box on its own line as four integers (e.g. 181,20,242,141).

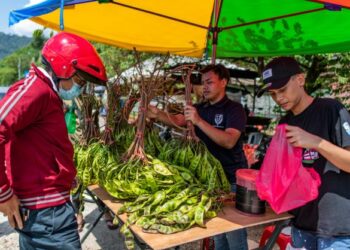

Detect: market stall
86,184,292,250
7,1,350,249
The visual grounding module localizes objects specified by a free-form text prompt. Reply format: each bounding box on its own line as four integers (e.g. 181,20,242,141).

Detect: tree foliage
93,43,152,77
1,27,350,108
0,29,49,86
0,29,153,86
31,29,47,49
0,45,41,86
230,54,350,96
0,32,31,60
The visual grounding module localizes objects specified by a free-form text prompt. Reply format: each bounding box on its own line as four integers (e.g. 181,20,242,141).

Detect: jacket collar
31,64,58,93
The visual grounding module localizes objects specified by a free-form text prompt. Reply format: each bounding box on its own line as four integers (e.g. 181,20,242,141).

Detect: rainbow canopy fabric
9,0,350,58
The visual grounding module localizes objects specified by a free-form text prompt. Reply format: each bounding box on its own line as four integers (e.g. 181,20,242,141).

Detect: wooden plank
88,185,292,250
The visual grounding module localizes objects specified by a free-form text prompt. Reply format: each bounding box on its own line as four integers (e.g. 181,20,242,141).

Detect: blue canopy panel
9,0,95,27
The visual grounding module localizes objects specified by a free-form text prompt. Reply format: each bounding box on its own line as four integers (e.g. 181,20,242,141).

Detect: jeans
213,184,248,250
17,202,81,250
291,226,350,250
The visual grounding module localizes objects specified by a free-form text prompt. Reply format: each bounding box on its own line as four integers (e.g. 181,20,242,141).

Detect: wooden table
86,185,293,250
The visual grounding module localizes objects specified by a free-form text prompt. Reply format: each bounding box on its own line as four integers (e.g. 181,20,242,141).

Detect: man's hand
147,105,159,120
0,195,23,229
285,125,322,149
184,105,201,125
243,144,259,167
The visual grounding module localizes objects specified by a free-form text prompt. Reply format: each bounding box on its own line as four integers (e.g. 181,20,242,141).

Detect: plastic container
235,169,266,215
65,106,77,134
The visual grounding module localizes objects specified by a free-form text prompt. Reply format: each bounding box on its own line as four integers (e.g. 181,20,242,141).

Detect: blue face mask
59,82,82,100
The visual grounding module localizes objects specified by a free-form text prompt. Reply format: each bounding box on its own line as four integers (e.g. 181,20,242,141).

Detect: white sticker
303,149,319,161
343,122,350,135
262,68,272,80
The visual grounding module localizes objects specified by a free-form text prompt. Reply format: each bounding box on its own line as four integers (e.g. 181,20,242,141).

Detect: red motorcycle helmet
42,32,107,85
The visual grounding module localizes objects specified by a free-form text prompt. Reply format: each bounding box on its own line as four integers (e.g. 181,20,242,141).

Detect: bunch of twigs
161,64,199,141
124,51,170,162
77,83,100,145
100,81,120,145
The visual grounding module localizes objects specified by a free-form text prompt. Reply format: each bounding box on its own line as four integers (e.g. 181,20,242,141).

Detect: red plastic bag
256,124,321,214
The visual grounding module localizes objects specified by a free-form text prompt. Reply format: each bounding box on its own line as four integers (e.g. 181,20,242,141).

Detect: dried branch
124,51,170,162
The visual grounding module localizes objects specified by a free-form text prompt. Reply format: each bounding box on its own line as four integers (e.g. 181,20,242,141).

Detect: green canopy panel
208,0,350,57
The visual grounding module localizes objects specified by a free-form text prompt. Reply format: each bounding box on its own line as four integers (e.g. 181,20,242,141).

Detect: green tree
231,55,337,95
31,29,46,49
0,32,31,59
0,67,17,86
0,29,47,85
94,43,152,77
0,45,40,85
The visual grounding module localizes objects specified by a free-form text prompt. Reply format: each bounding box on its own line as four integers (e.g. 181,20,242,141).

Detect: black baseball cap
257,57,303,97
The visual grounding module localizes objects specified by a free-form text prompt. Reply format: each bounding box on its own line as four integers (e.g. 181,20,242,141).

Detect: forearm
156,110,186,128
196,119,238,149
316,139,350,173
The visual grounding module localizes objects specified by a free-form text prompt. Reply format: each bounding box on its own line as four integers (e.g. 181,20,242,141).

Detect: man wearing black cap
259,57,350,249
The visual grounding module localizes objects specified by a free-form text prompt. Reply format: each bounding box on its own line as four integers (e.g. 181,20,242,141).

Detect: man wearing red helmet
0,32,107,249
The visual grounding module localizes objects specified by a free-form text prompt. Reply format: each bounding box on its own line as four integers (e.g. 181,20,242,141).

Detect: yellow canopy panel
30,0,213,57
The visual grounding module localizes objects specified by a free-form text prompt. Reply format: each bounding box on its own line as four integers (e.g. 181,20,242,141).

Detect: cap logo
262,69,272,80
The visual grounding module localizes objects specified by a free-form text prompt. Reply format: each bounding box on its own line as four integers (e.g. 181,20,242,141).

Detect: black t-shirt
280,98,350,236
194,96,248,184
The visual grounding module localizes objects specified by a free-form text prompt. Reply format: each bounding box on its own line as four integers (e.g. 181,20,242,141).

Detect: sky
0,0,46,37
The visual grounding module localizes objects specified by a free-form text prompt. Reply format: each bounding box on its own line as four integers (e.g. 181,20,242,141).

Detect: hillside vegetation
0,32,31,60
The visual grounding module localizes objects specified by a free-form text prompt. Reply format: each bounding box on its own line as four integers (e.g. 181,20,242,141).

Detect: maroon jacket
0,64,76,209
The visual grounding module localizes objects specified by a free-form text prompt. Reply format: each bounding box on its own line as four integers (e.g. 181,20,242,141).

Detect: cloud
10,20,45,37
25,0,47,7
9,0,52,37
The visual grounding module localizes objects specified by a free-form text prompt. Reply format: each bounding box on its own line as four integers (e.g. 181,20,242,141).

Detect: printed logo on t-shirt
342,122,350,136
302,149,319,164
214,114,224,128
